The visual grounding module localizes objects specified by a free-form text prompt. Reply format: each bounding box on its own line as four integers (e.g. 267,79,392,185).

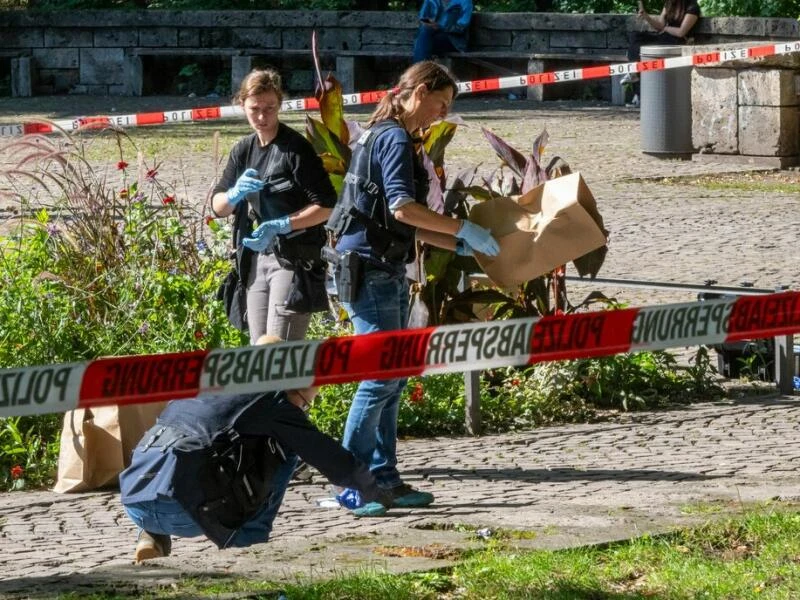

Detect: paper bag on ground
53,402,166,493
469,172,608,288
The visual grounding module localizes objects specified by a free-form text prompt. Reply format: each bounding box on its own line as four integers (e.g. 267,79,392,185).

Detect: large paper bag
53,403,166,493
469,172,608,288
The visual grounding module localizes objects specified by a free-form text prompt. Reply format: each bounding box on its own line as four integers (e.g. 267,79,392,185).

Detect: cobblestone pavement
1,96,799,598
2,398,800,598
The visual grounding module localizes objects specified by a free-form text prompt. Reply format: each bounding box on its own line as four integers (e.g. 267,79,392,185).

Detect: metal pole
465,370,482,436
775,336,797,395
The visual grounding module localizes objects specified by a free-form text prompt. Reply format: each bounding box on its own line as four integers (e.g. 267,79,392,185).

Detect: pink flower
162,195,175,205
10,465,23,480
117,160,128,170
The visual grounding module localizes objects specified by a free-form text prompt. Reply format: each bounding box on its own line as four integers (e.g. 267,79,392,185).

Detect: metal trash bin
640,44,692,158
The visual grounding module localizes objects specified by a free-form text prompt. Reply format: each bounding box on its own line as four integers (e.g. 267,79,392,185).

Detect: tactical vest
326,119,430,264
171,425,286,549
127,393,289,550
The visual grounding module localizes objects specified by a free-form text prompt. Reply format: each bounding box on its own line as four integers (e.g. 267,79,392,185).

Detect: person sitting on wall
120,335,393,562
412,0,474,63
621,0,701,105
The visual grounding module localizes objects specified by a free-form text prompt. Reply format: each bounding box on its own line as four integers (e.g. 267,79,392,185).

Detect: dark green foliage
0,128,244,490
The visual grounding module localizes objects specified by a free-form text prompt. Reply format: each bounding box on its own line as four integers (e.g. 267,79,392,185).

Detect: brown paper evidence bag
53,403,166,493
469,172,609,288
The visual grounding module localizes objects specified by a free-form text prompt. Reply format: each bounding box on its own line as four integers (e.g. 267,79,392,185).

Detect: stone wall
690,41,800,167
0,10,797,96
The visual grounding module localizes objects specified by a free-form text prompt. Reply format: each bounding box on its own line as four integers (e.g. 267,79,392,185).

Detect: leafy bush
0,126,244,489
698,0,800,18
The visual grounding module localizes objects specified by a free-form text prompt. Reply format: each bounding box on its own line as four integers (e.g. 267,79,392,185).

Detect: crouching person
120,335,392,562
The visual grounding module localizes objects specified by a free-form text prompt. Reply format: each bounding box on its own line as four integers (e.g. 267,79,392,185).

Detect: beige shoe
134,530,172,562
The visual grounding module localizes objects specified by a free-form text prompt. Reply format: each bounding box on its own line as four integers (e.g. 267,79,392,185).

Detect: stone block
510,31,548,53
139,27,178,48
123,54,142,96
694,17,765,37
231,55,252,96
178,28,199,47
739,104,799,156
94,29,138,48
44,28,92,47
691,68,738,154
338,10,414,29
335,55,356,93
549,31,606,50
3,28,43,48
290,29,361,50
768,18,800,39
286,69,313,92
33,48,79,70
37,68,79,93
107,84,129,96
11,57,32,97
738,69,800,107
472,28,512,49
199,29,232,48
362,28,414,47
232,29,281,49
79,48,126,86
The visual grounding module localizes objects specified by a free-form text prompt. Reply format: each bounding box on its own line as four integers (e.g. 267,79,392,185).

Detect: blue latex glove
335,487,364,510
336,487,390,517
455,220,500,257
225,168,265,206
241,215,292,252
455,239,474,257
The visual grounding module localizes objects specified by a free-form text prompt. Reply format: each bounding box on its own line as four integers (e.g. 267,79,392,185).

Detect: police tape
1,290,798,418
2,40,799,139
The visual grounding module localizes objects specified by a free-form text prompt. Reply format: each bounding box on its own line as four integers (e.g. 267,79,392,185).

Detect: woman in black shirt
621,0,701,102
210,68,337,343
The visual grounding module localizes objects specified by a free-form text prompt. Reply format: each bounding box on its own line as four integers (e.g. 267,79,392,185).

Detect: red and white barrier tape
1,291,798,418
2,40,798,139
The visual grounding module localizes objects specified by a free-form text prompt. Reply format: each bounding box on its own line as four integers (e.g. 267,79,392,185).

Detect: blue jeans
342,269,409,489
125,455,297,548
413,26,460,63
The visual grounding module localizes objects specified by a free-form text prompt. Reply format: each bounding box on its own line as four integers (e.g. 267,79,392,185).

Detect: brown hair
366,61,458,128
234,68,284,105
663,0,688,25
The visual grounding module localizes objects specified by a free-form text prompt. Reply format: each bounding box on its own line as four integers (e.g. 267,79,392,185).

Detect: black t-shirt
213,123,337,223
666,1,700,28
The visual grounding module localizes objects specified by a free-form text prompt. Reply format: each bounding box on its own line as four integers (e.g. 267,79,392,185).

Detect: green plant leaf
481,127,528,178
305,116,351,172
423,121,458,167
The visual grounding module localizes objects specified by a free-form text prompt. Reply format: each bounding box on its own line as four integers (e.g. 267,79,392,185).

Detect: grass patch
118,505,798,600
651,171,800,194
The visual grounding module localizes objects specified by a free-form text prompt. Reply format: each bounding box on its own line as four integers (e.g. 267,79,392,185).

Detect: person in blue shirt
413,0,473,63
327,61,499,513
120,336,392,562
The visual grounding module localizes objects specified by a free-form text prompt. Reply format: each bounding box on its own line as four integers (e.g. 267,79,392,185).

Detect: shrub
0,126,243,489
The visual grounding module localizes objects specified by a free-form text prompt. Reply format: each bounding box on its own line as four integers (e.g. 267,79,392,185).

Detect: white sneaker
620,73,639,85
625,94,640,108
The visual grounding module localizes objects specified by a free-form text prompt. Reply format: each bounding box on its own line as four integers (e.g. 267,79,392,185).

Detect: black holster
321,247,363,303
